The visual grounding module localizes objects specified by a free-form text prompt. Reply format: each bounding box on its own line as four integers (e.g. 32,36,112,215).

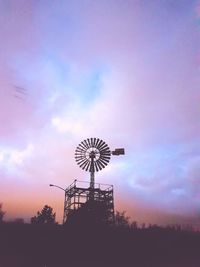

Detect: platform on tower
63,180,114,224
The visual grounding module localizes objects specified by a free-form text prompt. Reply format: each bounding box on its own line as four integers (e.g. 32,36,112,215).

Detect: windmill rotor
75,138,111,173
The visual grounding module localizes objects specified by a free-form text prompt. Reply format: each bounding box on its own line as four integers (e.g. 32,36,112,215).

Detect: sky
0,0,200,227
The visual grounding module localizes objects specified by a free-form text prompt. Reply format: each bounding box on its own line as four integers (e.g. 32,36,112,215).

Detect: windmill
51,138,124,224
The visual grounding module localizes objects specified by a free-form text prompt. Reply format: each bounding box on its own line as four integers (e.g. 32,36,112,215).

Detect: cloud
0,143,34,166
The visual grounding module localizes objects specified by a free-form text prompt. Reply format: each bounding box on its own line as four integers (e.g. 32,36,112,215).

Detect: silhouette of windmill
65,138,124,224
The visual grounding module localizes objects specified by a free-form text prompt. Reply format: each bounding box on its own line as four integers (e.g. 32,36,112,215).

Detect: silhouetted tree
0,203,5,223
31,205,56,224
141,222,146,229
114,211,130,228
131,220,138,230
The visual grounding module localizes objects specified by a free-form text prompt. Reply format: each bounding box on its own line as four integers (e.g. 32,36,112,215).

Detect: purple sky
0,0,200,227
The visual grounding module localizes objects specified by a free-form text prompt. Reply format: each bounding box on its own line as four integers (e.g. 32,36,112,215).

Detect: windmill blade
96,139,104,150
100,161,108,168
75,150,85,153
97,140,104,150
75,158,85,163
80,159,89,169
75,150,85,155
95,138,101,148
79,140,88,150
99,142,110,152
75,149,85,155
83,139,91,149
100,147,111,153
75,153,85,159
101,157,110,163
82,160,90,170
75,156,85,161
100,147,109,154
90,138,95,147
99,157,110,165
101,154,111,159
96,160,103,171
77,158,87,166
98,143,108,151
101,147,111,155
100,153,111,159
85,161,91,172
87,138,92,147
100,159,108,169
78,144,87,151
100,155,110,161
77,160,85,166
75,150,85,156
83,139,89,148
75,151,84,155
78,158,88,166
94,161,99,172
93,138,97,147
97,159,106,169
89,138,93,147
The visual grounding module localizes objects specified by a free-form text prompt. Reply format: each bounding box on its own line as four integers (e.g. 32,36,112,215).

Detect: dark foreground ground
0,223,200,267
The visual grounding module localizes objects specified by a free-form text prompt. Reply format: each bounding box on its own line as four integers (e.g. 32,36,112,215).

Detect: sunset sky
0,0,200,227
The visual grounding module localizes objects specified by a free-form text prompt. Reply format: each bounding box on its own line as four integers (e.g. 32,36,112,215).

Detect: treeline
0,204,197,232
0,204,200,267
